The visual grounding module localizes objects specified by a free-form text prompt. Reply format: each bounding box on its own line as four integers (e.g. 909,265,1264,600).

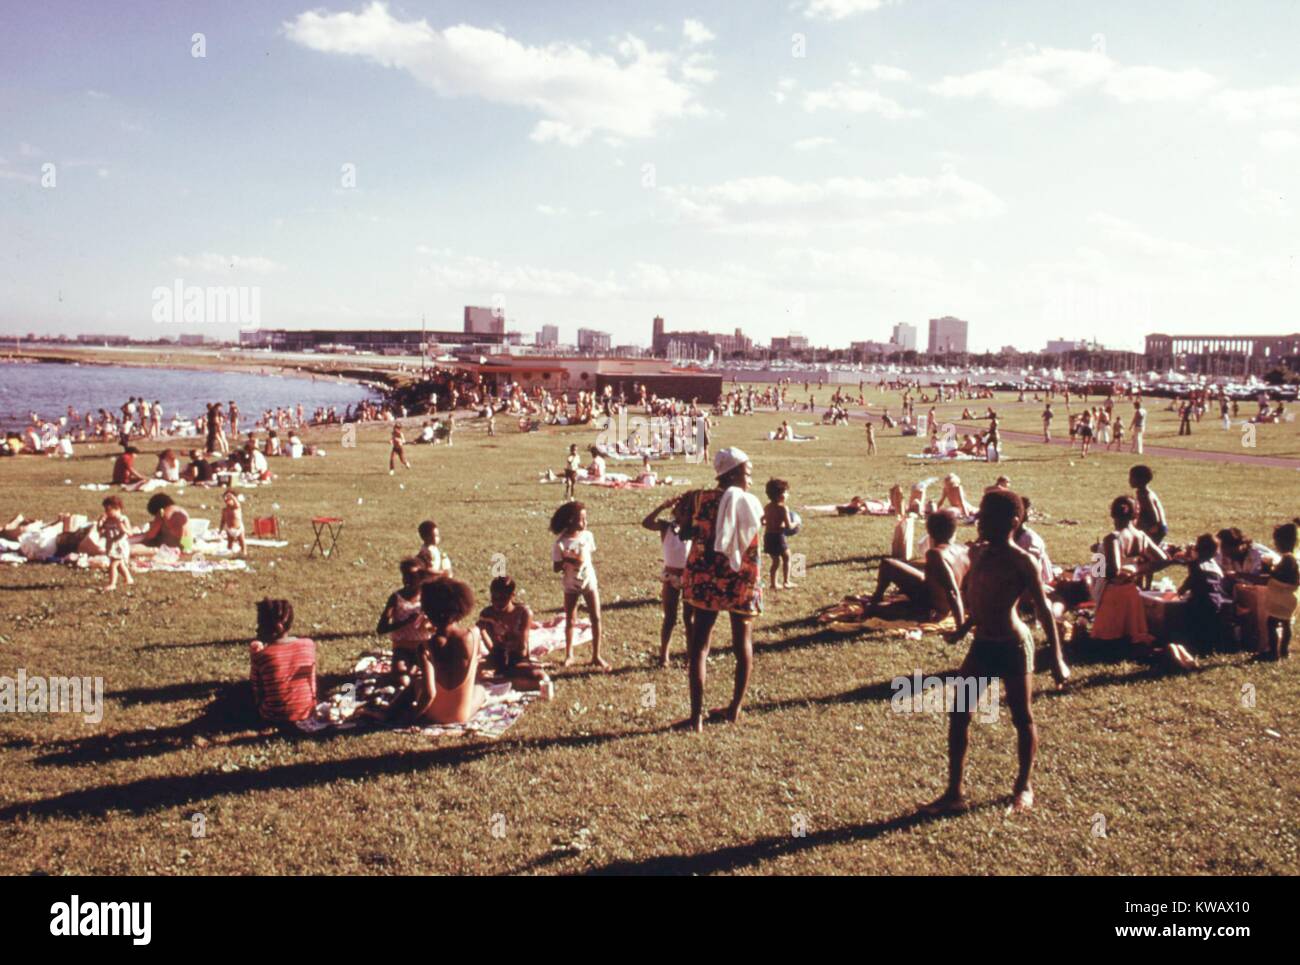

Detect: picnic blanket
905,452,979,461
814,596,957,638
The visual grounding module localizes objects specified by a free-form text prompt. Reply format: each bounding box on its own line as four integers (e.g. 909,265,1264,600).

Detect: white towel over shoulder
713,485,764,573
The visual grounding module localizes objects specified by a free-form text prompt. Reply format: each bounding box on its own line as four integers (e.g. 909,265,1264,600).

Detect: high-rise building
928,316,969,354
651,315,752,359
1045,338,1084,355
537,324,559,347
465,305,504,335
891,322,917,352
577,328,611,354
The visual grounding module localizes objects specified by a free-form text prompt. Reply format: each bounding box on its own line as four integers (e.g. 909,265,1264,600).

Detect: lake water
0,361,374,431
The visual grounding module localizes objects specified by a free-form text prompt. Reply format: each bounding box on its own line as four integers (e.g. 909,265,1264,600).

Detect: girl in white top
642,496,694,667
550,501,607,670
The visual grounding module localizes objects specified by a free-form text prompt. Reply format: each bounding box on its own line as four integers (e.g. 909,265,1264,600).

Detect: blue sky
2,0,1298,351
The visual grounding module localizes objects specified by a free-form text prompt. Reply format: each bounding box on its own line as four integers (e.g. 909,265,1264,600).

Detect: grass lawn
1,390,1297,875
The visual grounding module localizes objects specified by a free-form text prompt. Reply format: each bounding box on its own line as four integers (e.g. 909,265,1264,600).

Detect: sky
1,0,1298,352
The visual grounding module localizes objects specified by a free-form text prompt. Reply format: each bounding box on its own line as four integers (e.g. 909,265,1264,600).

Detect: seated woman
264,430,282,457
154,449,181,482
1216,527,1279,583
586,446,606,480
407,578,488,726
1090,496,1169,645
937,473,976,518
772,421,790,441
864,512,970,620
111,446,146,487
133,493,193,554
635,454,658,486
286,431,304,459
1180,533,1233,655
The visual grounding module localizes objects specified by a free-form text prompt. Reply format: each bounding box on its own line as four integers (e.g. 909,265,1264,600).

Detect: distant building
241,328,505,354
850,340,893,357
890,323,918,352
464,305,504,335
1145,332,1300,375
178,333,209,346
537,324,560,347
770,333,810,355
1045,338,1085,355
577,328,611,354
651,315,752,360
928,316,969,354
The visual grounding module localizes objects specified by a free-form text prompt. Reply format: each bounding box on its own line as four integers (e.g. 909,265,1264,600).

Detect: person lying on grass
131,493,193,555
476,575,551,691
923,490,1069,817
864,511,970,622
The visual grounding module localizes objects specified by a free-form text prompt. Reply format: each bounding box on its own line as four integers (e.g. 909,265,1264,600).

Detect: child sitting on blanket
249,599,317,723
477,575,551,692
550,500,608,670
377,558,435,667
96,495,133,592
220,489,246,555
416,519,451,575
763,478,797,590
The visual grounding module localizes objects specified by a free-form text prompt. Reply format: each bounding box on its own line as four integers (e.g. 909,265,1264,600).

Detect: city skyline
4,1,1300,350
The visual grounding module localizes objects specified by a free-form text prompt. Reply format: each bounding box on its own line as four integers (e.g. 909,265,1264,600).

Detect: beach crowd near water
2,364,1296,816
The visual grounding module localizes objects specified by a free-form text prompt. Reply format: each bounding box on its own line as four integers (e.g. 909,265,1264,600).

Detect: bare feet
657,654,669,669
673,716,705,734
918,792,969,816
1007,786,1034,814
562,653,578,667
783,581,799,589
706,705,741,723
590,656,611,672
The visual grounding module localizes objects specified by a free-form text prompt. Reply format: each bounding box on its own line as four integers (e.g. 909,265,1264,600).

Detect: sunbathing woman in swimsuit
865,512,970,621
405,578,488,726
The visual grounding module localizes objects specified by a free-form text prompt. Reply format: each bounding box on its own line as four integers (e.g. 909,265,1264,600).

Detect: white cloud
535,204,569,216
416,250,624,299
803,82,919,118
285,3,706,144
792,136,836,151
170,253,285,275
933,46,1217,109
1259,129,1300,151
803,0,898,21
1211,84,1300,122
682,19,714,46
661,171,1004,235
871,64,910,83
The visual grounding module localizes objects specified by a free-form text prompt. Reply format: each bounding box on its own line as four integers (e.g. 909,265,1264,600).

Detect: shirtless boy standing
923,490,1069,816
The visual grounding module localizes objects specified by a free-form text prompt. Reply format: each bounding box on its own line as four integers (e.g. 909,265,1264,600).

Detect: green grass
1,391,1297,875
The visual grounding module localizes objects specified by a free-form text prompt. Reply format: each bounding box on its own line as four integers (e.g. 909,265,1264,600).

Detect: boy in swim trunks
476,575,550,691
923,489,1069,816
762,478,795,590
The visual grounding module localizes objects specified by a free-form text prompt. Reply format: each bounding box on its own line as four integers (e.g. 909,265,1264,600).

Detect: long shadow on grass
579,804,999,876
4,726,669,820
134,629,373,652
30,672,357,767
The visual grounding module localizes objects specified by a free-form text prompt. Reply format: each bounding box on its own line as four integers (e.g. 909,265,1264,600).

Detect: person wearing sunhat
678,447,764,732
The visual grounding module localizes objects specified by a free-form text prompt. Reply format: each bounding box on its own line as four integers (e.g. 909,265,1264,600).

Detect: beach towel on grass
295,651,536,739
906,452,978,461
814,596,956,637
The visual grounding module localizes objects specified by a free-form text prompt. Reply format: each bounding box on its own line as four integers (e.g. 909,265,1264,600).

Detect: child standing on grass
416,519,450,575
477,575,551,693
249,599,317,723
866,420,876,455
550,501,607,670
220,489,246,555
1264,522,1298,661
390,423,412,473
97,495,133,592
1129,464,1168,545
762,478,796,590
643,495,695,666
563,444,580,499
